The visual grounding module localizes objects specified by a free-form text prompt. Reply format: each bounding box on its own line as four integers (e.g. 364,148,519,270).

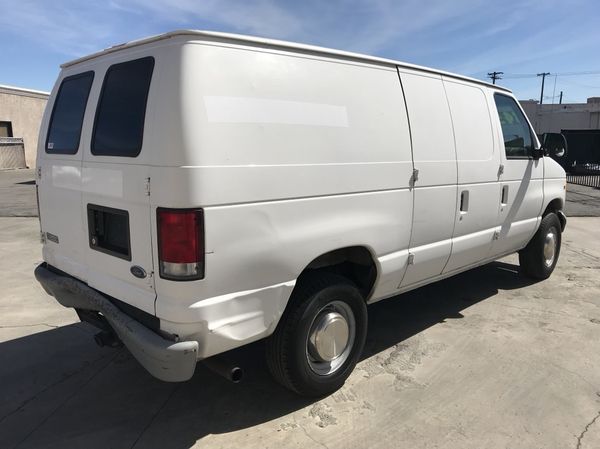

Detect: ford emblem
130,265,147,279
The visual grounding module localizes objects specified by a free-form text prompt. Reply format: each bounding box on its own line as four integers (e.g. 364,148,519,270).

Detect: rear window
46,72,94,154
92,57,154,157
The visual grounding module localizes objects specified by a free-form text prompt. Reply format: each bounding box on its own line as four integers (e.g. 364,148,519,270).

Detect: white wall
520,98,600,134
0,86,48,168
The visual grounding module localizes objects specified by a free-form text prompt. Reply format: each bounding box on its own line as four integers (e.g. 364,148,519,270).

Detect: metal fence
567,164,600,188
0,137,26,169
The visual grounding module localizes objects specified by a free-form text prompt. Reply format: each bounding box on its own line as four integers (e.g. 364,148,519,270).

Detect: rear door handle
460,190,469,213
501,185,509,206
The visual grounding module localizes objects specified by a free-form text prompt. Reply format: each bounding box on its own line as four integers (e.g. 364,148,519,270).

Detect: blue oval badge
130,265,147,279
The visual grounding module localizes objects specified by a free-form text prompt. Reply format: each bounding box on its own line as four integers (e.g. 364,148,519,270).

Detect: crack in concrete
0,352,112,427
12,350,122,449
496,302,583,321
129,384,179,449
0,323,60,329
576,409,600,449
293,415,329,449
545,360,599,392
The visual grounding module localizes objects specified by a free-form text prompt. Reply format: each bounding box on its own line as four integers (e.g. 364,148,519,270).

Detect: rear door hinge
408,252,415,265
145,177,151,196
36,167,42,182
498,164,504,177
493,229,500,240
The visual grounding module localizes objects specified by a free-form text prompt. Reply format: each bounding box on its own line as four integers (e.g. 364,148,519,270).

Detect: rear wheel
519,212,562,280
266,272,367,397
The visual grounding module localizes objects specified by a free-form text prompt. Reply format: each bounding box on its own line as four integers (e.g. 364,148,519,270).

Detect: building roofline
61,30,511,93
0,84,50,98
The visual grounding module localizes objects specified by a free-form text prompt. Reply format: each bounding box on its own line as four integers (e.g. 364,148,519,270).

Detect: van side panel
397,70,457,287
488,92,545,256
442,79,501,273
152,43,414,342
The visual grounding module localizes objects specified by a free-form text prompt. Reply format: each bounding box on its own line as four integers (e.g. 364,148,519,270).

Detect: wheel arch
296,245,379,301
543,197,566,231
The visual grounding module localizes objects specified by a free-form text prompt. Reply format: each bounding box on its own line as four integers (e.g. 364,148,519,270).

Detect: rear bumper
34,263,199,382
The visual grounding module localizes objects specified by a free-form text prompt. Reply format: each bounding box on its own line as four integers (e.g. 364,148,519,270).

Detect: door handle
501,185,509,206
460,190,469,213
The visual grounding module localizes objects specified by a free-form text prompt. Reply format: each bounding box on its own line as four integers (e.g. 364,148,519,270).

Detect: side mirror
541,133,567,158
532,148,544,160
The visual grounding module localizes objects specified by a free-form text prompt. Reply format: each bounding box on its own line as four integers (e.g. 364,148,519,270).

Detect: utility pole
487,71,503,84
537,72,550,104
559,91,563,104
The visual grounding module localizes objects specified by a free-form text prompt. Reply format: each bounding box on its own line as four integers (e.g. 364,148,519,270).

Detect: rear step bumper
34,263,199,382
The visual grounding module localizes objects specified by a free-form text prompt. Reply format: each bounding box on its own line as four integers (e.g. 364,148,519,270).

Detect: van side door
398,70,457,288
489,93,544,255
442,79,502,274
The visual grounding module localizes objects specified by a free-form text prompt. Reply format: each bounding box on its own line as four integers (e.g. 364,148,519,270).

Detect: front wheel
519,212,562,280
266,272,367,397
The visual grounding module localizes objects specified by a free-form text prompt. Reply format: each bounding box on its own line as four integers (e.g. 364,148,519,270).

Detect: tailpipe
203,356,243,383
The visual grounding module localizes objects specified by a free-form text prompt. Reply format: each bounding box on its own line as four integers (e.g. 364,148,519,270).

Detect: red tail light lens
157,208,204,280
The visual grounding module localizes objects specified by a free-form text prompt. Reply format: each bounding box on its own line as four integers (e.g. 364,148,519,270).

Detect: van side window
92,57,154,157
493,94,533,158
46,72,94,154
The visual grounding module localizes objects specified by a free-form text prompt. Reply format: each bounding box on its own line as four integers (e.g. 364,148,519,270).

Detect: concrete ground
0,169,37,217
1,214,600,449
565,183,600,217
1,168,600,448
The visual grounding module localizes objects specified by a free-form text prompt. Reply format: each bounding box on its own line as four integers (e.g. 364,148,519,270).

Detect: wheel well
300,246,378,300
543,198,566,230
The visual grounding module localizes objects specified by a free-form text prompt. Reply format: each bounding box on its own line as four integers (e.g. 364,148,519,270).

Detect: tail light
157,208,204,281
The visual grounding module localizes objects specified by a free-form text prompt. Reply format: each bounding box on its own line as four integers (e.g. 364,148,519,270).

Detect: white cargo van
35,30,567,396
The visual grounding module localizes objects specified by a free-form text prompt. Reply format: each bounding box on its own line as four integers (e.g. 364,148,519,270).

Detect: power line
499,70,600,79
502,73,538,79
554,70,600,77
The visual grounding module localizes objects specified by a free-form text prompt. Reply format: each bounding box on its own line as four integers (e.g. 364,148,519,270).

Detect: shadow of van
0,260,536,449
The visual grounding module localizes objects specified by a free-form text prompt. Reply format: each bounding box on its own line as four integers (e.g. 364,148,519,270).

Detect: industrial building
521,97,600,174
0,84,49,169
520,97,600,134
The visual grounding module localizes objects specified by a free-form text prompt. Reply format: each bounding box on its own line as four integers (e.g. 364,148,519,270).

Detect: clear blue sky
1,0,599,103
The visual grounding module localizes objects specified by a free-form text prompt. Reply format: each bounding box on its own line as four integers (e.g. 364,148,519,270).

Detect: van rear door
81,56,157,315
38,71,94,281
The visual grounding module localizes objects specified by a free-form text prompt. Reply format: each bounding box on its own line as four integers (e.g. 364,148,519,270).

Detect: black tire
519,212,562,280
266,272,367,397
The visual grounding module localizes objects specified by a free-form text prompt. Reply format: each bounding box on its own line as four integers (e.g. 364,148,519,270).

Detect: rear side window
46,72,94,154
494,94,533,158
92,57,154,157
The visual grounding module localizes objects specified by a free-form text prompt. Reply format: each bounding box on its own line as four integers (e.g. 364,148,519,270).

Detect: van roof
62,30,511,93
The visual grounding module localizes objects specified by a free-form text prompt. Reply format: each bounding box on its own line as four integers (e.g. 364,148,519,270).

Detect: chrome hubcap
307,301,355,376
543,229,557,267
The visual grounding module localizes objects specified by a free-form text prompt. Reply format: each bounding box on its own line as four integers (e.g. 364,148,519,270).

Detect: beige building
520,97,600,134
0,84,49,168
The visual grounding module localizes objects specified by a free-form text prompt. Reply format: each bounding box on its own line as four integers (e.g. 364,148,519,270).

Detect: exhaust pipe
203,356,243,383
